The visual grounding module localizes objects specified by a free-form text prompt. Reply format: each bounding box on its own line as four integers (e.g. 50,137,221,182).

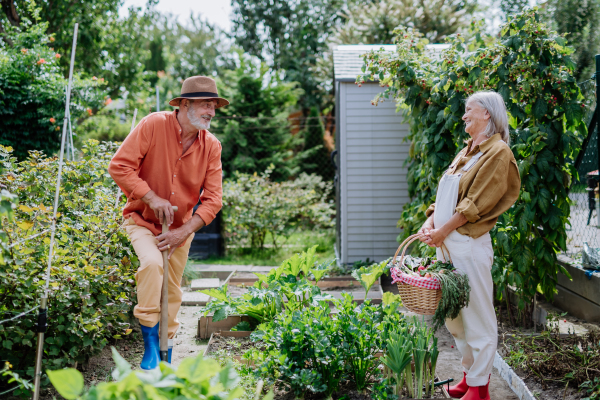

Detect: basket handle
440,243,452,264
392,233,423,265
392,234,454,271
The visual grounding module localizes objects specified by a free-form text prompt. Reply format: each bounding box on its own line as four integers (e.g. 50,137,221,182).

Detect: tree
313,0,481,99
231,0,346,111
0,8,106,159
333,0,480,45
540,0,600,83
360,9,586,308
0,0,157,98
213,52,304,181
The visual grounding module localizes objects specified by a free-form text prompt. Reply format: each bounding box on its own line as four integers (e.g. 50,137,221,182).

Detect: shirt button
179,141,181,143
172,192,174,195
174,175,176,177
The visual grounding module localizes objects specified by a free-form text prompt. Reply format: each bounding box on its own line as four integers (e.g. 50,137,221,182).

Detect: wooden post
160,206,178,361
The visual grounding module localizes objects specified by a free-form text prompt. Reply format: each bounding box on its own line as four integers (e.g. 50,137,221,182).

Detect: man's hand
157,226,191,259
156,214,206,259
418,216,435,243
141,190,174,226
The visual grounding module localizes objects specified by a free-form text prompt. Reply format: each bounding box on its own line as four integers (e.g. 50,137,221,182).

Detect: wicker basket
392,233,451,315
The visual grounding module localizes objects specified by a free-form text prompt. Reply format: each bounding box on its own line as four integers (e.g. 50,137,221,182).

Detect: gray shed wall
338,82,411,264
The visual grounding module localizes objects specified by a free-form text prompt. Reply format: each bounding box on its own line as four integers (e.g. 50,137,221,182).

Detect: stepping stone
190,278,220,290
181,292,211,306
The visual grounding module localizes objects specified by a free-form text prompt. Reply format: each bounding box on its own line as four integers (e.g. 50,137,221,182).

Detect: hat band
180,91,219,98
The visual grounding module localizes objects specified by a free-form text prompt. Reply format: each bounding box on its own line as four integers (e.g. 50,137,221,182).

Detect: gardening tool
160,206,178,362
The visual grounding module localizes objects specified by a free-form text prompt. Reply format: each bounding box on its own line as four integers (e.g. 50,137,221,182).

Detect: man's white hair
466,91,510,146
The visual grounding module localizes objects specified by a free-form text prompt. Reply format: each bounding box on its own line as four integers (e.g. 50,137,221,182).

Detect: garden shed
333,44,449,265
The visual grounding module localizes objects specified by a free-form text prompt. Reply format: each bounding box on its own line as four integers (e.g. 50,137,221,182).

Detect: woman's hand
418,216,434,243
423,228,448,248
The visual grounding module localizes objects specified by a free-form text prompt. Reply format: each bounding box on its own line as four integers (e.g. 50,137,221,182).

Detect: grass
190,228,336,266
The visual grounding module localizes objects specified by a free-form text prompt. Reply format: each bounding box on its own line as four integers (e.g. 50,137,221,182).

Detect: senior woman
418,91,520,400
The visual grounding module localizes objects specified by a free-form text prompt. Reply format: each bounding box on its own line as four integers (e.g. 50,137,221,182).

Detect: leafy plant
336,294,388,391
0,142,137,389
360,8,586,307
200,247,334,323
250,292,409,397
48,347,267,400
350,259,387,298
222,166,335,251
252,304,345,398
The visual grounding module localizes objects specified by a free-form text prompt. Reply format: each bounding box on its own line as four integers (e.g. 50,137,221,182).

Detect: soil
205,334,264,357
497,330,600,400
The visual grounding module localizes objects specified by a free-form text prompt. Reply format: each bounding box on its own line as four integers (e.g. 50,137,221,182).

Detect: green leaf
538,188,551,213
200,285,229,301
177,356,220,384
468,67,481,82
110,347,132,381
533,97,548,119
47,368,84,400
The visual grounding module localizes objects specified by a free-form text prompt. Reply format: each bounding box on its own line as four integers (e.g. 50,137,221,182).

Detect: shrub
0,141,137,389
48,347,259,400
222,167,335,251
359,8,587,306
0,7,107,160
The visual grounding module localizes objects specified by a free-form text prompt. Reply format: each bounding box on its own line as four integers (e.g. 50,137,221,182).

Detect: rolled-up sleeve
194,141,223,225
455,158,508,223
425,203,436,218
108,118,153,201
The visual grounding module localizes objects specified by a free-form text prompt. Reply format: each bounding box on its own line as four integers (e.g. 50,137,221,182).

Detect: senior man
108,76,226,369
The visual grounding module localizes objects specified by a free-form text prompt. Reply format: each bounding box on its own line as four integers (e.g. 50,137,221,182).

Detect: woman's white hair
466,91,511,146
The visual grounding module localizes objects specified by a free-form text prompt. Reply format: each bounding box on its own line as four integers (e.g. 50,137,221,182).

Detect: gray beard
188,108,211,130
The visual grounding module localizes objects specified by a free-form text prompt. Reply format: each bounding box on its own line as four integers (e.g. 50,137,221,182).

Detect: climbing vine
359,8,587,306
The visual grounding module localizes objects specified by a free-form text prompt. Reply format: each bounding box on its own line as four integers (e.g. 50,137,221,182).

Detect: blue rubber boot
140,323,160,370
168,339,173,363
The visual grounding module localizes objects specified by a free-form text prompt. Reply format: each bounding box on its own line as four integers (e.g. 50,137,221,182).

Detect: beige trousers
125,218,194,338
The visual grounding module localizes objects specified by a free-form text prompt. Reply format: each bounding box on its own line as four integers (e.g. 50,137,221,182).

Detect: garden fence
566,69,600,259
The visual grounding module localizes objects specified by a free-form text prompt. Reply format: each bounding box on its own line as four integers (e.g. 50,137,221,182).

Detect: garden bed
496,330,600,400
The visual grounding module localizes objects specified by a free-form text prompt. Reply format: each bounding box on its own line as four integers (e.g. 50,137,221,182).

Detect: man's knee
136,259,164,281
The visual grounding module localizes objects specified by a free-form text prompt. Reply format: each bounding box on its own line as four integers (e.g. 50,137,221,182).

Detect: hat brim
169,96,229,108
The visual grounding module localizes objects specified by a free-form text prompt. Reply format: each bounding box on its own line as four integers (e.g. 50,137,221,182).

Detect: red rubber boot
460,376,490,400
448,372,469,398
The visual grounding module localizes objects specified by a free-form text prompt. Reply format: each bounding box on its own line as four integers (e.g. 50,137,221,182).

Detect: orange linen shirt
108,110,223,236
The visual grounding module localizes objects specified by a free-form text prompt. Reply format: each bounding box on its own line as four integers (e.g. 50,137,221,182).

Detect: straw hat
169,76,229,108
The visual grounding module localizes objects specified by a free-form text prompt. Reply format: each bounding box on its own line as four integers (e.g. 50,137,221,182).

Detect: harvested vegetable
392,255,471,331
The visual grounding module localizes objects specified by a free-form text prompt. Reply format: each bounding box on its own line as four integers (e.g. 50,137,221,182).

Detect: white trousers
433,172,496,387
436,232,496,387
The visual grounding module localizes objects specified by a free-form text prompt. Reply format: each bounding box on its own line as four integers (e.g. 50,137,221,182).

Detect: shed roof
333,44,450,81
